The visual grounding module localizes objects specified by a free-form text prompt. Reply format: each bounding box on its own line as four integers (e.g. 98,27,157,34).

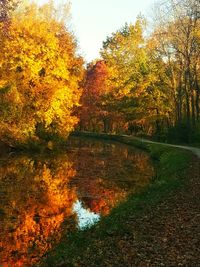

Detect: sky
70,0,155,62
39,0,156,62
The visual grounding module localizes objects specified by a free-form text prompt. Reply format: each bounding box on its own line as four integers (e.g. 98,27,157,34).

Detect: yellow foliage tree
0,1,84,146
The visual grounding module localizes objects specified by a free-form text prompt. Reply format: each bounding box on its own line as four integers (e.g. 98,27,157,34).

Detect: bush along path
44,133,200,267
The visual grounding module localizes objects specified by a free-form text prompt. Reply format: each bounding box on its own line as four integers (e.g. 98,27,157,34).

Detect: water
0,137,154,266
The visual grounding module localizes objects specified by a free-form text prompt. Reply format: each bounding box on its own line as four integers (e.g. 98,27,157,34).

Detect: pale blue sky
70,0,155,62
38,0,156,62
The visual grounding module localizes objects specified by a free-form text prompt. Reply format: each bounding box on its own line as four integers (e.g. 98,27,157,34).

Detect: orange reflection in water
0,156,77,266
0,137,154,266
68,137,154,215
80,179,127,215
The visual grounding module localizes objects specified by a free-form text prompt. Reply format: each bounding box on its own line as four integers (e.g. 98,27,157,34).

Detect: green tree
99,18,170,135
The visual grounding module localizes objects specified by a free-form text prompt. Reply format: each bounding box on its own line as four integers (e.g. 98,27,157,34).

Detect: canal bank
43,132,200,267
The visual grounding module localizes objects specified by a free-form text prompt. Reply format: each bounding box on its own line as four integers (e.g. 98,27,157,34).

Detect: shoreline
42,132,196,266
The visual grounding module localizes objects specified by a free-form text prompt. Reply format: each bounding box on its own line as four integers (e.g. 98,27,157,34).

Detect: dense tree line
0,0,199,147
79,0,200,142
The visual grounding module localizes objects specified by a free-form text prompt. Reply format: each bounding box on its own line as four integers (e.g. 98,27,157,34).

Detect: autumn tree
0,1,84,147
79,18,172,136
79,60,114,132
80,3,199,140
151,0,200,141
99,18,170,135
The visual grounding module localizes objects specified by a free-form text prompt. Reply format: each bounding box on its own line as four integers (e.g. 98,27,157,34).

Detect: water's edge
43,132,193,266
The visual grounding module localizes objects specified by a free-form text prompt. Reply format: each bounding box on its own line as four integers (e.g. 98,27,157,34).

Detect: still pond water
0,137,154,266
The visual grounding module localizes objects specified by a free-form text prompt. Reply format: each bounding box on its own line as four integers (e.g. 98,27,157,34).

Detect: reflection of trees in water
0,138,154,266
80,179,127,215
0,156,77,266
68,137,154,215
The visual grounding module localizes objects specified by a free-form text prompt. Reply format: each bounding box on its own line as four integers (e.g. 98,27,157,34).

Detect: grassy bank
43,132,192,266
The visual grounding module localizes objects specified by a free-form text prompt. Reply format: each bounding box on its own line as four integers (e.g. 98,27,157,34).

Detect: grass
42,132,192,266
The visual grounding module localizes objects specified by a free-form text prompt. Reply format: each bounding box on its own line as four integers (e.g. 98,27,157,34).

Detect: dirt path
124,135,200,158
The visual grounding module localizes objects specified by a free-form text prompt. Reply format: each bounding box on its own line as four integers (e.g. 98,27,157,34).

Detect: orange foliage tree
78,60,108,131
78,60,121,132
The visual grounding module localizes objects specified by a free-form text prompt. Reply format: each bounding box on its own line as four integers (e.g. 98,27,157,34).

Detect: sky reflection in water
73,200,100,229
